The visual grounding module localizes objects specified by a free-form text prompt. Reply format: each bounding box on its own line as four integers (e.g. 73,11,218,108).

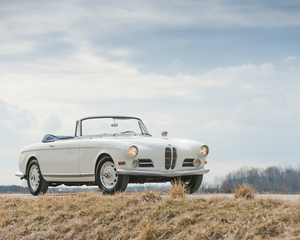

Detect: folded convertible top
42,134,74,143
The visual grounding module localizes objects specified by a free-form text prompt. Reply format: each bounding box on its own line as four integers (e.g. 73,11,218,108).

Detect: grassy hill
1,185,300,239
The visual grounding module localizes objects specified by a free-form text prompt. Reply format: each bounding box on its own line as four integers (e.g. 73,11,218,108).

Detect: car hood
93,135,203,149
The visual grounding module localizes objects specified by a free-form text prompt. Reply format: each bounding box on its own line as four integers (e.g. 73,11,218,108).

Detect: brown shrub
235,183,256,200
137,222,161,240
141,189,162,202
169,180,186,199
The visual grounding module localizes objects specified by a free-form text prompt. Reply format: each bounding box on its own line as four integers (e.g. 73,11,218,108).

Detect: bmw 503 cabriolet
15,116,210,195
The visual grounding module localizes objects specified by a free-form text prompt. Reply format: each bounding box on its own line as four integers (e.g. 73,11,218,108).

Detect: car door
39,138,80,178
78,137,104,177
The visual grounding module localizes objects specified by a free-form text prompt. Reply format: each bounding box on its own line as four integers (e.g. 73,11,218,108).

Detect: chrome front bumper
15,171,25,179
117,168,210,177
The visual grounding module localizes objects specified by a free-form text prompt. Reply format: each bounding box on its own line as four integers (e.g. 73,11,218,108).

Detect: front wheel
96,156,129,194
173,175,203,194
184,175,203,193
27,159,49,195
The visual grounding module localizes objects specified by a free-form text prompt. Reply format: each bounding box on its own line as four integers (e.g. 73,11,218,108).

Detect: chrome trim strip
15,171,25,178
82,174,94,177
43,174,81,178
117,168,210,177
43,174,94,178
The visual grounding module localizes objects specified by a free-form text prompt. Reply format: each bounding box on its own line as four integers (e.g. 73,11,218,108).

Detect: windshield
81,117,150,136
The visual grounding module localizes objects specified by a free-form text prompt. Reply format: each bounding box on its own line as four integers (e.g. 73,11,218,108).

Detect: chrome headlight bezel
132,159,139,168
128,145,138,158
193,159,201,167
199,145,209,157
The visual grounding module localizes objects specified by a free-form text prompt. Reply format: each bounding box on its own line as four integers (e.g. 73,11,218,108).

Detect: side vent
138,159,154,167
182,159,194,167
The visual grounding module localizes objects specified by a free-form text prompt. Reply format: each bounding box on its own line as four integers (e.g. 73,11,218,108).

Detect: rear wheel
96,156,129,194
27,159,49,195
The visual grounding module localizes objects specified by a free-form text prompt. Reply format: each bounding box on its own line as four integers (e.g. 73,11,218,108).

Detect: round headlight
128,146,138,158
193,159,201,167
199,145,209,156
132,159,139,168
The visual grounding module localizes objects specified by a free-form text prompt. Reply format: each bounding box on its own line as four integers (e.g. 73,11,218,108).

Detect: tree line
0,185,28,193
217,165,300,193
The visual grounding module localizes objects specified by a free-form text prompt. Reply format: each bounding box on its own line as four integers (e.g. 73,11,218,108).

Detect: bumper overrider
15,171,25,179
117,168,210,177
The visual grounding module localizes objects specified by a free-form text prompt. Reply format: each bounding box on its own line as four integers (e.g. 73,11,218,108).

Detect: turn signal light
118,161,126,165
205,161,207,164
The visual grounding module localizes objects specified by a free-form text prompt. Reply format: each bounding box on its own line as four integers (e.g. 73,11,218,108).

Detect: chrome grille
165,147,171,170
138,159,154,167
165,147,177,170
171,147,177,169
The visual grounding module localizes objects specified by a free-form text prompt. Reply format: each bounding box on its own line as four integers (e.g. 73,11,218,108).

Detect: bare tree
221,165,300,192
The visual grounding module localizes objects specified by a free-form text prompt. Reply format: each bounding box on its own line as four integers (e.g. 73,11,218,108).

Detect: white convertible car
15,116,210,195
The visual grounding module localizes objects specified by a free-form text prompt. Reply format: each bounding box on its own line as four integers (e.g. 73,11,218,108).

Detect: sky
1,0,300,186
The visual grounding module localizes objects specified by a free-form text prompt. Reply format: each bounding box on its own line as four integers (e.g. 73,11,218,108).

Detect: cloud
0,99,37,136
0,99,38,171
0,42,34,55
1,1,300,51
0,43,280,111
72,0,300,29
0,42,294,138
283,56,298,62
230,97,293,128
202,62,275,84
110,49,131,56
44,113,63,133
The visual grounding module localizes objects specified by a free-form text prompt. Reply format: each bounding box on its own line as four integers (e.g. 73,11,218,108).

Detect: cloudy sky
1,0,300,186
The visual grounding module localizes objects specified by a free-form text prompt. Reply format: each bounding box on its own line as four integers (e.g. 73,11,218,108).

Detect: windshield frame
76,116,150,137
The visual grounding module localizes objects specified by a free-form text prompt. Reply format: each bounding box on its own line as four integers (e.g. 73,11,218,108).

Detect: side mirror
161,131,168,137
111,123,118,127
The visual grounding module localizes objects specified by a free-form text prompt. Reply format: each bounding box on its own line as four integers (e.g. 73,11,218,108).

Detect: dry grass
1,190,300,240
140,189,162,202
235,183,256,200
169,180,186,199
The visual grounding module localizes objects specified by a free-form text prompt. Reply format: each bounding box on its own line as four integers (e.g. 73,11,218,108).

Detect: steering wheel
121,131,137,135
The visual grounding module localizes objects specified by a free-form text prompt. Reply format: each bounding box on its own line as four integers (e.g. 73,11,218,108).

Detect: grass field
1,184,300,239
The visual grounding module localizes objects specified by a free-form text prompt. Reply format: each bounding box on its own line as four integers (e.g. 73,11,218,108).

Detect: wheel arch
94,153,113,175
25,156,38,180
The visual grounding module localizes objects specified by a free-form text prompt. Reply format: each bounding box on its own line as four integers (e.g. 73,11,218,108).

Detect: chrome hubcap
104,172,111,178
100,162,118,189
29,165,40,191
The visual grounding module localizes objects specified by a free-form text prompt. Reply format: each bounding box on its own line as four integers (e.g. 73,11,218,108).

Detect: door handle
49,145,56,147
